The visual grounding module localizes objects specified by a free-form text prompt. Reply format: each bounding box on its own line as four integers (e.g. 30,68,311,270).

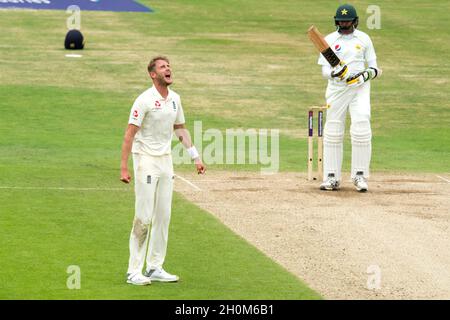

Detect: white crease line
436,175,450,183
175,175,202,191
172,178,293,183
178,177,445,184
0,186,128,191
208,180,268,182
65,54,82,58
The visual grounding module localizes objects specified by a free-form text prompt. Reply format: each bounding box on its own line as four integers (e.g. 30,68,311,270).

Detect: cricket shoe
320,173,340,191
353,171,368,192
144,268,179,282
126,272,151,286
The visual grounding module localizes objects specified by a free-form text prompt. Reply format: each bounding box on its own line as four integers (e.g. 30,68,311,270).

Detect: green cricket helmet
334,4,359,32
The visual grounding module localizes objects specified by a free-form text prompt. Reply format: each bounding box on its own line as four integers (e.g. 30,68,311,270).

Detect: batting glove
331,62,349,81
346,68,379,87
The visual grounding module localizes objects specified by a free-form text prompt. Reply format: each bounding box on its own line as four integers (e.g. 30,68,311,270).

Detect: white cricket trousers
323,82,372,181
127,153,174,275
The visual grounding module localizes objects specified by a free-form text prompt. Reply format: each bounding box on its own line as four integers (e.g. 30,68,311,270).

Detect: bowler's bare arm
120,124,140,183
174,123,206,174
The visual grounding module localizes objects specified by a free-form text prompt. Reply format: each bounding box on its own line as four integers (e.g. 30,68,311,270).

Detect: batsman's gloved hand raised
346,67,379,87
330,61,349,81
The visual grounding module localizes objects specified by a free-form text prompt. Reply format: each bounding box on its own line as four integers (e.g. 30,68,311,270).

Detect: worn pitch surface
175,171,450,299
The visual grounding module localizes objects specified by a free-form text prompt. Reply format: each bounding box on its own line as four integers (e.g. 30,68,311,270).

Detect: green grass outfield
0,0,449,299
0,190,319,299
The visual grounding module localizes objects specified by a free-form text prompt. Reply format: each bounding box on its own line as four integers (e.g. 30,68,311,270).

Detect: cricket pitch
175,171,450,299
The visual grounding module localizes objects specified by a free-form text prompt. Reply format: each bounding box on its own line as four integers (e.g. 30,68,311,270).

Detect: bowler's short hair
148,56,170,73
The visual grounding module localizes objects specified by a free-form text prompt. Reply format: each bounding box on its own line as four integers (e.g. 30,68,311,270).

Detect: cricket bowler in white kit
318,4,382,192
120,56,206,285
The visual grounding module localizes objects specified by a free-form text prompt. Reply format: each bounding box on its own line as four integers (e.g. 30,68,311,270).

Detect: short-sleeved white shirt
128,86,185,156
318,29,377,80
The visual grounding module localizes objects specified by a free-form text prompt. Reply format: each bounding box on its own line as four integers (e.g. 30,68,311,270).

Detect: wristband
187,146,200,160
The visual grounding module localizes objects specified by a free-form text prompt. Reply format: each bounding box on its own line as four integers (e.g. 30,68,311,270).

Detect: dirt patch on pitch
175,171,450,299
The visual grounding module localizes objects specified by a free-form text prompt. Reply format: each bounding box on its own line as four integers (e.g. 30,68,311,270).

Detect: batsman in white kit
120,56,206,285
318,4,382,192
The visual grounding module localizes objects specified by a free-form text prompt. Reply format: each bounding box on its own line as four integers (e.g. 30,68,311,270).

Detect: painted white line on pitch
65,54,83,58
175,175,202,191
436,175,450,183
172,178,295,183
0,186,128,191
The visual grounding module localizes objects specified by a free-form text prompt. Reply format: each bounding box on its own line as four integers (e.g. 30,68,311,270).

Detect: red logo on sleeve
133,110,139,118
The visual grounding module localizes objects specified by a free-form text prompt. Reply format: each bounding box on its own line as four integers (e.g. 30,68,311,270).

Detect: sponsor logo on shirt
334,44,341,52
172,101,177,111
355,44,362,50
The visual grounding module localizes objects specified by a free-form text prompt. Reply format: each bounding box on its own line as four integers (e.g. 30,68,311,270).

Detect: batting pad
323,120,344,181
350,120,372,178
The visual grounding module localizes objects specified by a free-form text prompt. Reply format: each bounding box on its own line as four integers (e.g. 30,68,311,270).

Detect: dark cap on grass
65,29,85,50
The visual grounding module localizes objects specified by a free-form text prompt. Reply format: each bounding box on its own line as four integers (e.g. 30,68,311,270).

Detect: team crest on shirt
154,101,161,108
334,44,341,51
133,109,138,118
355,44,362,50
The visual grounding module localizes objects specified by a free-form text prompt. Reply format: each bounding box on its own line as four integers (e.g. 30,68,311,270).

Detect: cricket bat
307,25,341,67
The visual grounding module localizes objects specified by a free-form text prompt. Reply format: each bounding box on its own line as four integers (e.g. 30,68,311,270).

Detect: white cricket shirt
128,86,185,156
318,29,377,87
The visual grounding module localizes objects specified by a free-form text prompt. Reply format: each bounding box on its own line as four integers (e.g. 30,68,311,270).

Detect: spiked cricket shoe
126,273,151,286
320,173,340,191
353,171,368,192
144,268,179,282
